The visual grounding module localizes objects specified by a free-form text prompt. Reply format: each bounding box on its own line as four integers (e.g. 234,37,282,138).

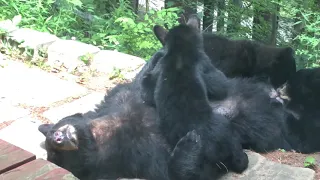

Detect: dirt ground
263,150,320,179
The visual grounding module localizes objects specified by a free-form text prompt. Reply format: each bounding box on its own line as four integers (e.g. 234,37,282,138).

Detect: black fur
144,23,291,153
39,81,213,180
140,45,230,107
144,17,249,179
154,19,296,89
279,67,320,110
278,68,320,153
39,84,171,180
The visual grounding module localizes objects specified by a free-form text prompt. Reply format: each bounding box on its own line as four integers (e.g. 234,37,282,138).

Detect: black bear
154,17,297,89
278,67,320,111
142,20,291,153
278,67,320,153
39,82,205,180
142,15,249,179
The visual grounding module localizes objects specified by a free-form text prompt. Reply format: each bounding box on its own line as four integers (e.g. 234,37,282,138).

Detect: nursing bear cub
143,17,291,153
142,16,249,179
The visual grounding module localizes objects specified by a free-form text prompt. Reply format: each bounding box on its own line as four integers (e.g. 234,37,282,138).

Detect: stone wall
0,16,146,80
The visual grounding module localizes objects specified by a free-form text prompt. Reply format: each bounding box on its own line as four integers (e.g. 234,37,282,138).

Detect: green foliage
106,4,181,59
1,0,318,66
198,0,320,67
109,67,124,80
80,52,94,65
294,12,320,68
278,148,286,152
0,0,180,60
304,156,316,168
0,0,84,39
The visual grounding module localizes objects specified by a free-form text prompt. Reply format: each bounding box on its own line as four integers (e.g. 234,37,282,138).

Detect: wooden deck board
0,139,36,174
1,159,78,180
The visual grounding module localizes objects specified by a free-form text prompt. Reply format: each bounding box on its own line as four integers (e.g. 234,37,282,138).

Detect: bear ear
186,14,201,32
38,124,54,136
153,25,168,46
280,47,295,57
277,82,291,101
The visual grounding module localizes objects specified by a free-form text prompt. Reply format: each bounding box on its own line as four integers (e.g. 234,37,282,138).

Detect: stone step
0,101,30,123
221,151,315,180
43,92,105,123
0,117,47,159
0,60,88,107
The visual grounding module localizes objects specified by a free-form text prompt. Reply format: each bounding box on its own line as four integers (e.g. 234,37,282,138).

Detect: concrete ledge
0,17,146,80
220,151,315,180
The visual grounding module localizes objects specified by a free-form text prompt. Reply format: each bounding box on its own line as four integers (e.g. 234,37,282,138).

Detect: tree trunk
165,0,198,24
217,0,225,33
203,0,215,32
269,3,279,45
146,0,149,12
226,0,242,34
131,0,139,14
252,2,273,44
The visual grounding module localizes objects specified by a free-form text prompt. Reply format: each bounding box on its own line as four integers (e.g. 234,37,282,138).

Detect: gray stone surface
221,151,315,180
9,28,58,49
43,92,105,123
0,18,19,33
0,99,30,123
0,53,6,68
0,117,47,159
90,50,146,77
47,39,100,72
0,60,88,107
0,53,4,61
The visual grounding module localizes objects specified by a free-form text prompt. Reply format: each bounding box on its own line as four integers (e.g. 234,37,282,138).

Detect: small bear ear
283,47,295,55
186,14,201,31
277,82,290,101
153,25,168,46
278,47,295,60
38,124,54,136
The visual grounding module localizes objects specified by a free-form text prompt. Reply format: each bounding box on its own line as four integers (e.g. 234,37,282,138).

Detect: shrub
0,0,181,60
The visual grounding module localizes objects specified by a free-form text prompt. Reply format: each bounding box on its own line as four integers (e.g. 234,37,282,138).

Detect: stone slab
90,50,146,76
221,151,315,180
1,159,79,179
0,60,88,107
8,28,58,49
0,117,48,159
47,39,100,72
43,92,105,123
0,139,36,174
0,53,4,61
0,98,30,123
0,19,19,33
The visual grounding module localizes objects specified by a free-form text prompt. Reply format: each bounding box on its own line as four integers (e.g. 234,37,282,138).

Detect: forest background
0,0,319,69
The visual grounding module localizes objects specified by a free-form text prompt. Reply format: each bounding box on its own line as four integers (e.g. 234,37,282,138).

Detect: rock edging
0,16,146,80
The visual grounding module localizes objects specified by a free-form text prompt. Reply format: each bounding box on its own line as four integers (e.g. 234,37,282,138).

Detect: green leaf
279,149,286,153
304,156,316,167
